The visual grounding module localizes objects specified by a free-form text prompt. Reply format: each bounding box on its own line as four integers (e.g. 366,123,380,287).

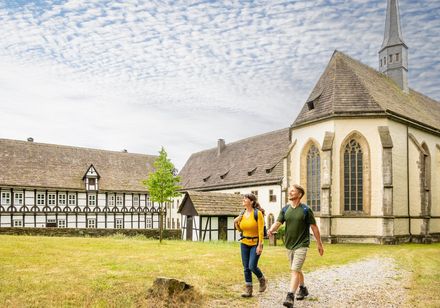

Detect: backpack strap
253,208,258,222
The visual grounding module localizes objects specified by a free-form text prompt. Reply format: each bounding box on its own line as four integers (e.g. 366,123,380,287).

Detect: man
268,184,324,307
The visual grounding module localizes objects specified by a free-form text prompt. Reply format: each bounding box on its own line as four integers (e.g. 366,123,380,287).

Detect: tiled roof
178,190,243,216
178,128,290,190
0,139,157,192
293,51,440,132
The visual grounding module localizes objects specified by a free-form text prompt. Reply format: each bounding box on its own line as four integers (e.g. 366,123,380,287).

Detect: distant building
177,128,292,239
0,138,181,230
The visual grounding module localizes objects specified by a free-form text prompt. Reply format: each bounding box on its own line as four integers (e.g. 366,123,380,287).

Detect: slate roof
178,190,243,216
178,128,290,190
293,51,440,133
0,139,157,192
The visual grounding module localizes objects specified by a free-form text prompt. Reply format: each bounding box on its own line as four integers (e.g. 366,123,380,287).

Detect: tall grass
0,235,438,307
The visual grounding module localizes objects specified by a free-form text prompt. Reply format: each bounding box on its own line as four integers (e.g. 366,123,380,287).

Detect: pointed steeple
379,0,408,92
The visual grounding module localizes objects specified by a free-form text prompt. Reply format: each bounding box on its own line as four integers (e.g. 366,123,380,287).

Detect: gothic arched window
344,140,363,211
307,145,321,212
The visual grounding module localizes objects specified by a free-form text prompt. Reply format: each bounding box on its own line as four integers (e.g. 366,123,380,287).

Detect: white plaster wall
331,217,382,235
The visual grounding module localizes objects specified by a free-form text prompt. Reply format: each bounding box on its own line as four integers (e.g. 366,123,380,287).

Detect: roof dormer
83,164,100,191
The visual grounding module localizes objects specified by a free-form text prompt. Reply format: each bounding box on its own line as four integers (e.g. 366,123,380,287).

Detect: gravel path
258,257,410,307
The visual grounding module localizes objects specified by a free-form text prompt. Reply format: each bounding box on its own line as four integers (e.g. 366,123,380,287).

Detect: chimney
217,139,225,156
27,137,34,142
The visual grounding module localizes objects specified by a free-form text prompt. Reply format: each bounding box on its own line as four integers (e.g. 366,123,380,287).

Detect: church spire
379,0,408,93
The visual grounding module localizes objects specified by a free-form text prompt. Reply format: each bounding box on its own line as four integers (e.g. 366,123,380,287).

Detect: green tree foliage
142,147,181,242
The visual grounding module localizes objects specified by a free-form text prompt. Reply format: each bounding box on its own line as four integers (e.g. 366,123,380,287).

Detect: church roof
0,139,157,192
179,128,290,190
178,190,243,216
292,51,440,133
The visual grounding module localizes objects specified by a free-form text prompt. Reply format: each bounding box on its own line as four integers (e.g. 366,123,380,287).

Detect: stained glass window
307,145,320,212
344,140,363,211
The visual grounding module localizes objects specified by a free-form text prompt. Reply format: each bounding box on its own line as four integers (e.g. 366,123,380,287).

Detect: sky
0,0,439,170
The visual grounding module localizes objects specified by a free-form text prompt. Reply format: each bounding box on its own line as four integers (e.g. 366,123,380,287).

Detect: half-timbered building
178,191,242,241
0,138,181,230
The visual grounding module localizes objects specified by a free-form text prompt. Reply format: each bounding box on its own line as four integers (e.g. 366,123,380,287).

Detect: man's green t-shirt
277,203,316,250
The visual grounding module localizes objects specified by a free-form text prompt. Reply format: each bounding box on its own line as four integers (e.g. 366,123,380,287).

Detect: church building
289,0,439,243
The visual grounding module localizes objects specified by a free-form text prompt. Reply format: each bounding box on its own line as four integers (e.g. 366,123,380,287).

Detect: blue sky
0,0,439,169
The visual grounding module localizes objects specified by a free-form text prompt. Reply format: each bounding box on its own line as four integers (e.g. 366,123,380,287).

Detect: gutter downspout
407,125,412,240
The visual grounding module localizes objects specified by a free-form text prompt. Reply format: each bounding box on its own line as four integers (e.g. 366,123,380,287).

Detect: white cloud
0,0,439,169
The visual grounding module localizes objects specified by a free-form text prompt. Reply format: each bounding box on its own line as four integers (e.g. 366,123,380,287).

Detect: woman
234,193,267,297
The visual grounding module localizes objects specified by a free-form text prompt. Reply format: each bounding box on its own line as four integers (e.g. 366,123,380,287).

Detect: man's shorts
287,247,308,271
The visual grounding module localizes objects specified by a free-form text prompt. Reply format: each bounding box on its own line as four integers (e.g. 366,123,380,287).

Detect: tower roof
381,0,406,51
292,51,440,132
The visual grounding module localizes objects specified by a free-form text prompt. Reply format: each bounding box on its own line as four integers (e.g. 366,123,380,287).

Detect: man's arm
267,221,282,236
310,224,324,256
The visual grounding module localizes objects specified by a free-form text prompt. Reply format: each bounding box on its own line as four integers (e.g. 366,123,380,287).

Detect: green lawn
0,235,439,307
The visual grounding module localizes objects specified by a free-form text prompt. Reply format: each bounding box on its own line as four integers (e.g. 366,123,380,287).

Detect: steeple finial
378,0,409,93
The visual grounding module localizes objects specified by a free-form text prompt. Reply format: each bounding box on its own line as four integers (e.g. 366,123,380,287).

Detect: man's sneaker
283,292,295,307
296,285,309,300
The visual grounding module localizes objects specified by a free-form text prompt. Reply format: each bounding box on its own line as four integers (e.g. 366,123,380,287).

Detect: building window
389,55,393,63
307,145,321,212
133,195,139,206
172,218,175,229
46,219,57,228
146,218,152,228
269,190,277,202
58,220,66,228
380,59,382,67
1,192,11,205
88,195,96,206
58,194,66,206
116,195,123,206
87,219,96,229
48,193,56,206
251,190,258,197
14,192,24,206
108,195,115,206
115,219,123,229
395,53,399,61
68,194,76,206
344,140,363,212
167,218,171,229
384,57,386,65
37,193,45,205
176,218,180,229
234,192,241,195
13,219,23,227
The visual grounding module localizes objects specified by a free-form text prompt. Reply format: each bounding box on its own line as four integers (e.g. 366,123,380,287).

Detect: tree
143,147,181,243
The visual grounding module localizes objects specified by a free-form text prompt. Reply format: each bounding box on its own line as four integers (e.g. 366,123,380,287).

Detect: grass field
0,235,439,307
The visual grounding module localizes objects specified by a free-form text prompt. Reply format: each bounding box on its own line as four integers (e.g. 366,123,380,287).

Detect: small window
13,219,23,227
1,192,11,205
14,192,23,206
133,195,139,206
58,220,66,228
234,192,241,195
384,57,386,65
395,53,399,61
108,195,115,206
46,219,57,228
68,194,76,206
58,194,66,206
89,178,96,186
115,219,123,229
37,193,45,205
48,193,56,205
146,218,152,229
389,55,393,63
88,195,96,206
116,195,123,206
176,218,180,229
269,190,277,202
167,218,171,229
251,190,258,197
87,219,96,229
